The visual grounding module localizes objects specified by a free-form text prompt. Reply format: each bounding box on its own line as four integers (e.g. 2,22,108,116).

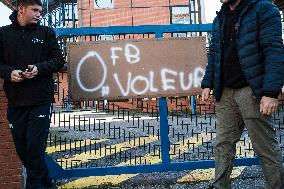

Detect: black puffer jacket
0,11,65,107
201,0,284,101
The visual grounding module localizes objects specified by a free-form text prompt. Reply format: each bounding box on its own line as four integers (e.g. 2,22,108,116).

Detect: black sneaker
42,177,57,189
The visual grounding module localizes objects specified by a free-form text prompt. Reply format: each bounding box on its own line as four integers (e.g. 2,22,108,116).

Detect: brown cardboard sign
68,37,207,101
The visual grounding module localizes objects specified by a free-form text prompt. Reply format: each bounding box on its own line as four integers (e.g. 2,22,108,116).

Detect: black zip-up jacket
0,11,65,107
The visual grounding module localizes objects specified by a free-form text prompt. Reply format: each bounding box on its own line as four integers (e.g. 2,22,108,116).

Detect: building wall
0,79,23,189
78,0,191,27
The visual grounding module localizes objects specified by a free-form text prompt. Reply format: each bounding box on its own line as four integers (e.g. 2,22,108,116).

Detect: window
171,6,199,37
94,0,114,9
171,6,191,24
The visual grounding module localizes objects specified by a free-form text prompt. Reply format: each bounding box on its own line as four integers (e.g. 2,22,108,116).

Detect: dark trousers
7,104,52,189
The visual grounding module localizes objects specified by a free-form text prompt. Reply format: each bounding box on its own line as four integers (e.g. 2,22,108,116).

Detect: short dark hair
17,0,43,7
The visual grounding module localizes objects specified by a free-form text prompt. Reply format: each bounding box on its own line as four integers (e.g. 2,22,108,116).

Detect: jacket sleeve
35,27,65,76
258,2,284,97
201,20,216,89
0,29,14,80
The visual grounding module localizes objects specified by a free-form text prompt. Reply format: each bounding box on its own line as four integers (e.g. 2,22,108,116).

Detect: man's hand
11,70,24,83
260,96,278,116
201,88,211,102
22,65,38,79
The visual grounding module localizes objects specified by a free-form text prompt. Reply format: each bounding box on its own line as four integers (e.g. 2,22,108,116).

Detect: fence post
155,31,171,165
159,98,171,165
190,96,196,114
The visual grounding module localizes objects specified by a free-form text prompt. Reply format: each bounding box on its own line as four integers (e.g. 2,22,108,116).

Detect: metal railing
45,24,284,181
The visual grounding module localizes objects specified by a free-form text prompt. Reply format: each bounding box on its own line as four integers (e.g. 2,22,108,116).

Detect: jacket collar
216,0,258,19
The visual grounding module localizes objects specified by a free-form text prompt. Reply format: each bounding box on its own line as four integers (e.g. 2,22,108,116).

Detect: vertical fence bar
155,31,170,165
72,0,75,28
159,97,171,165
45,0,52,27
62,3,65,27
190,96,196,115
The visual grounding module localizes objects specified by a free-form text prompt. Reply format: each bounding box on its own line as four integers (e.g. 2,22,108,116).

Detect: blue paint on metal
45,154,66,178
234,157,260,166
159,97,171,165
190,96,196,115
49,157,273,179
155,32,164,38
54,24,212,37
155,29,171,166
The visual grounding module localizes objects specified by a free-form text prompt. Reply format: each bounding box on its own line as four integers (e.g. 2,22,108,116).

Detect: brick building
77,0,205,27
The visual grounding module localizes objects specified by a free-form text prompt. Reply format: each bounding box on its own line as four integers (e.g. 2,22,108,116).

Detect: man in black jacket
0,0,65,188
201,0,284,188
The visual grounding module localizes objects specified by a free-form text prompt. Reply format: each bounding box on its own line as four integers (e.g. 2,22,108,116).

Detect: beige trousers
212,87,284,189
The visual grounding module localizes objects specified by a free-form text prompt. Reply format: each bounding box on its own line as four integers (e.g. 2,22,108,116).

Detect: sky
0,0,222,27
0,2,12,26
204,0,222,23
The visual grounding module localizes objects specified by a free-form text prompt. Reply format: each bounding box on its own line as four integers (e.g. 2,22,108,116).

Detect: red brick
80,0,191,27
0,79,23,188
0,182,23,189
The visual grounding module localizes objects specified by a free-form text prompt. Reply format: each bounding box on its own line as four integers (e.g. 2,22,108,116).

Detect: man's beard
224,0,238,5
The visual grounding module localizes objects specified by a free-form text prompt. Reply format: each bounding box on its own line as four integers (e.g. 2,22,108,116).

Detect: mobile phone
25,66,34,72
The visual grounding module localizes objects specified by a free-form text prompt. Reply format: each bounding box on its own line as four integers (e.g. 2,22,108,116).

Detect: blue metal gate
45,24,284,181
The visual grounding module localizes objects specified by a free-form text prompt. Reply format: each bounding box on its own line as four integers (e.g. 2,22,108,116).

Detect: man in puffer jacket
201,0,284,188
0,0,65,188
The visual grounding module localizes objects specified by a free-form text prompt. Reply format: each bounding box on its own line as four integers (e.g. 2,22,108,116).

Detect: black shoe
42,177,57,189
25,184,46,189
42,183,57,189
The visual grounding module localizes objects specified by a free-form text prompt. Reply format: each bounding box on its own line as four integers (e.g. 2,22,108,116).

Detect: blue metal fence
46,23,284,180
54,24,212,37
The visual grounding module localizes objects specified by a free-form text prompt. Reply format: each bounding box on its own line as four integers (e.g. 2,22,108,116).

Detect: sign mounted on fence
68,37,207,101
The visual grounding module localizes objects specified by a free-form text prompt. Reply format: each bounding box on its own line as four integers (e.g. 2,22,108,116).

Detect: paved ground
121,166,265,189
56,165,266,189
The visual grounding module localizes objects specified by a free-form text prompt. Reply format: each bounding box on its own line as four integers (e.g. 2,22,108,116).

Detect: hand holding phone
11,70,24,82
22,65,38,79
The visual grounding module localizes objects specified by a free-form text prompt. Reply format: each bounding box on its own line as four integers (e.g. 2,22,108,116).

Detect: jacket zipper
235,18,258,99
